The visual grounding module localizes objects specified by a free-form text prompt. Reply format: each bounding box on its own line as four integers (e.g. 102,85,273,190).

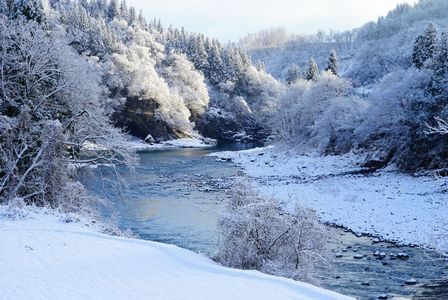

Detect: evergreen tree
79,0,89,9
189,35,208,71
325,50,339,76
222,47,237,82
128,6,136,25
207,40,225,85
137,9,146,28
286,64,301,85
120,0,129,20
412,23,439,69
108,0,119,20
11,0,45,23
90,0,107,18
0,0,7,15
430,32,448,102
306,58,319,81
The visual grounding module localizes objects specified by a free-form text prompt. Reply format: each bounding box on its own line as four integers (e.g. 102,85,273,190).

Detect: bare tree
216,179,329,283
426,117,448,135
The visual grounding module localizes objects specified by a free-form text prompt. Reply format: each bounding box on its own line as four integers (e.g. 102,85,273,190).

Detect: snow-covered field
0,208,352,300
210,146,448,253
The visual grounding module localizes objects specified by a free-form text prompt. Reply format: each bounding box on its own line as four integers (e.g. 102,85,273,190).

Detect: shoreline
209,145,448,255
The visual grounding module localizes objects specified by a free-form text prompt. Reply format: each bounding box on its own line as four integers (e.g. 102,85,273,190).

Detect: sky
127,0,416,41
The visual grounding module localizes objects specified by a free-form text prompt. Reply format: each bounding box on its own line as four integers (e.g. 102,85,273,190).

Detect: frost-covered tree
10,0,45,23
216,179,328,283
430,31,448,101
110,44,193,134
108,0,119,20
119,0,128,20
160,53,210,120
276,72,357,152
0,17,134,209
205,40,225,85
305,58,319,81
128,6,136,25
286,64,301,85
0,0,7,14
325,50,338,76
137,9,145,28
412,23,439,69
255,60,266,72
188,35,208,72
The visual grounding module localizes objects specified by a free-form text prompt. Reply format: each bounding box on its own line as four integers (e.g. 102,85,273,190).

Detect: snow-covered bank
0,209,351,300
124,137,217,151
210,146,448,253
84,137,217,152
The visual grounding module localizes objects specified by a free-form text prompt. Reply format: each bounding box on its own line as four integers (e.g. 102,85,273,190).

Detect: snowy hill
243,0,448,85
0,209,352,300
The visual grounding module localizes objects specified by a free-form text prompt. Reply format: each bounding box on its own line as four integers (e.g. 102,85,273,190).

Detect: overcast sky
127,0,416,41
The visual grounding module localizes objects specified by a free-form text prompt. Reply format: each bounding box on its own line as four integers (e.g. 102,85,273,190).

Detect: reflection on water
82,144,250,254
81,144,448,299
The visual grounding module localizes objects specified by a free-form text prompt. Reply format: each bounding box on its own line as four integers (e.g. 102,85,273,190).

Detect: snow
123,137,216,151
210,146,448,253
0,208,351,300
84,137,216,152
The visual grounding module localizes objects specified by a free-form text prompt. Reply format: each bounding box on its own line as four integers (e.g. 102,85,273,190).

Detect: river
82,145,448,300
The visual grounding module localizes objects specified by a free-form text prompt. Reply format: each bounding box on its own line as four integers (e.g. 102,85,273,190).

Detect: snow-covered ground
0,208,352,300
121,137,217,151
210,146,448,253
83,137,217,152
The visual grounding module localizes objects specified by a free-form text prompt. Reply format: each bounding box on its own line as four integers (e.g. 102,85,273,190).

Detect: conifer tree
0,0,7,15
120,0,129,20
11,0,45,23
412,23,438,69
128,6,136,25
207,41,225,84
325,50,339,76
108,0,120,20
137,9,146,28
430,32,448,101
286,64,301,84
306,58,319,81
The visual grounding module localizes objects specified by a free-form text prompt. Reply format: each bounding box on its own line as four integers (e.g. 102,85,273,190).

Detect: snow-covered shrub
354,68,432,167
313,95,368,153
275,72,358,153
216,179,328,283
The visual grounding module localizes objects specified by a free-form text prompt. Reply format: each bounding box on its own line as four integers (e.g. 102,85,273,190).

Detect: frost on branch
216,179,329,283
0,17,135,210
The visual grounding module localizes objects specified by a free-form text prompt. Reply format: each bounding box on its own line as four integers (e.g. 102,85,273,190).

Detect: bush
216,179,329,283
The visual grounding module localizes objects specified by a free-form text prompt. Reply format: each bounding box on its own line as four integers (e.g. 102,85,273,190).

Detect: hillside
243,0,448,85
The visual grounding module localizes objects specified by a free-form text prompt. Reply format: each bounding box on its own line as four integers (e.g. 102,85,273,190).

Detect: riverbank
127,137,217,151
0,206,352,300
210,146,448,254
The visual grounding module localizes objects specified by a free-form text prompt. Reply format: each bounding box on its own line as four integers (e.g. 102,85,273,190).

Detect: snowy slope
0,209,352,300
210,146,448,253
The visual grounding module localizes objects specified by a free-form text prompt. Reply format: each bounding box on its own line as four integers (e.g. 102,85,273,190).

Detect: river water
82,146,448,300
